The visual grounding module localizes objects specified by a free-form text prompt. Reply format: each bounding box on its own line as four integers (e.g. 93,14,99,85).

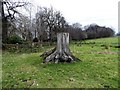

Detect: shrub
33,37,38,42
6,35,23,44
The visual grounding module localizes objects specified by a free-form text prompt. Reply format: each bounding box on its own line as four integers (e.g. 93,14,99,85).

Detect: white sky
18,0,119,33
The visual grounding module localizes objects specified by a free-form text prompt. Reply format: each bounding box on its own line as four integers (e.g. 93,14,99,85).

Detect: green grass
0,50,2,89
2,36,119,88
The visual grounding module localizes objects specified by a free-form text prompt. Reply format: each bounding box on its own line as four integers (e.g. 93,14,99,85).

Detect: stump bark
40,33,81,63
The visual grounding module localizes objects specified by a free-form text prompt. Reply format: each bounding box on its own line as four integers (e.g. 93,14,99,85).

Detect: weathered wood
40,33,81,63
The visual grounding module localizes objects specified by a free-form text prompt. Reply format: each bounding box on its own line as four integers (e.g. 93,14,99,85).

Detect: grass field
2,36,119,88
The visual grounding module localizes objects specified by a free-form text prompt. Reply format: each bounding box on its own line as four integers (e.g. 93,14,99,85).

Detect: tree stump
40,33,81,63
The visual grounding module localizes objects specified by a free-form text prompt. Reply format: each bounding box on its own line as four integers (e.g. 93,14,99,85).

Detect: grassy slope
2,36,119,88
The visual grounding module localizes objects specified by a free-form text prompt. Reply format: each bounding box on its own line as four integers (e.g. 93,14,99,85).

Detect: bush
52,36,57,42
6,35,23,44
33,37,38,42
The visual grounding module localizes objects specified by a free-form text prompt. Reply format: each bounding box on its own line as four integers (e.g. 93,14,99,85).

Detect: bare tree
15,14,32,41
35,8,48,43
54,11,67,32
72,22,82,29
35,6,67,43
1,0,28,43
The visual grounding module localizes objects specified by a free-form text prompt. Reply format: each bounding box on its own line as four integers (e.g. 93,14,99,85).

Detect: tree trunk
2,1,8,43
40,33,81,63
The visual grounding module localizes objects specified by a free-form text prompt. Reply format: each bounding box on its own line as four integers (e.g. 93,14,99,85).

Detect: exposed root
40,33,82,63
40,48,81,63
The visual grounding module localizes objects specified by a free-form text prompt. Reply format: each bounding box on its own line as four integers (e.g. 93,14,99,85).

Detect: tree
38,7,55,41
66,24,87,41
35,8,48,43
12,14,32,42
35,6,67,42
40,33,81,63
1,0,28,43
53,11,67,33
72,22,82,29
85,24,115,39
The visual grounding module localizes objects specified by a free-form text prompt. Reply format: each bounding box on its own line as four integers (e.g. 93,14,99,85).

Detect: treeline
1,1,115,44
66,24,115,41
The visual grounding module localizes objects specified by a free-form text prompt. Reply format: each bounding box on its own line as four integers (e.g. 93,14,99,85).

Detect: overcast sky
18,0,119,33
